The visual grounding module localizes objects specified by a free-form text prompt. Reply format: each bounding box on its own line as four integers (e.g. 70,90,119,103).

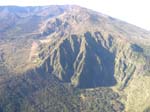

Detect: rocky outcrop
36,30,147,89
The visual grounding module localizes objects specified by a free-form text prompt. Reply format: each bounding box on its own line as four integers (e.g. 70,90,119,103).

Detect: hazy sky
0,0,150,30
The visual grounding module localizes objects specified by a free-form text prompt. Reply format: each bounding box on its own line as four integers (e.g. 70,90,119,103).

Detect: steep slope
0,5,150,112
32,6,149,90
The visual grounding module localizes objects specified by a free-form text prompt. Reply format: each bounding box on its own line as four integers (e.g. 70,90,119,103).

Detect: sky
0,0,150,30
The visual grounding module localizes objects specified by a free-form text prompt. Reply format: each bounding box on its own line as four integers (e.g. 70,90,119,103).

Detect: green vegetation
0,73,80,112
0,71,124,112
79,88,124,112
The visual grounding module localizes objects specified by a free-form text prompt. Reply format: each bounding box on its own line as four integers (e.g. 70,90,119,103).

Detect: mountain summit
0,5,150,112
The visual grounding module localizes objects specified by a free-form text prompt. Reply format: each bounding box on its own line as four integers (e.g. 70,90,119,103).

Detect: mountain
0,5,150,112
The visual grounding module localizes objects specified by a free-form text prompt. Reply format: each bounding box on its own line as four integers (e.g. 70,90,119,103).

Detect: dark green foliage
0,71,124,112
0,71,80,112
79,88,124,112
